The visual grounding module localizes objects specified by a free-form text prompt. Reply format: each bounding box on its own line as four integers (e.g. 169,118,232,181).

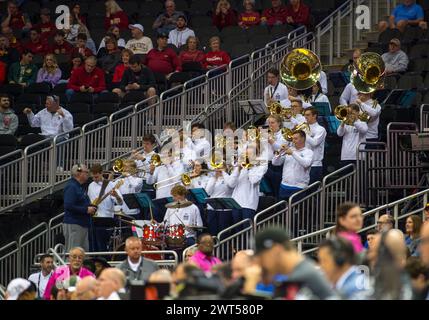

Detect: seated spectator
70,2,87,26
145,33,181,79
23,95,73,138
112,48,133,86
0,60,6,86
104,0,129,31
125,24,153,56
405,215,422,257
0,34,20,66
168,15,195,49
98,36,121,79
96,268,126,300
36,53,62,87
179,36,205,70
381,38,409,74
50,30,73,56
238,0,261,29
81,28,97,56
378,0,427,33
71,33,94,58
1,0,32,31
284,0,310,28
261,0,287,26
98,25,126,53
113,55,156,98
309,81,331,112
0,93,18,135
66,56,106,101
152,0,185,35
64,13,86,45
213,0,237,30
60,53,84,83
1,26,23,56
188,233,222,272
202,36,231,70
34,8,57,42
8,50,37,87
23,28,49,56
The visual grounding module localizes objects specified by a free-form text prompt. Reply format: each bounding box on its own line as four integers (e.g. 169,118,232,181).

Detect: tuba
268,101,283,116
351,52,385,94
280,48,322,90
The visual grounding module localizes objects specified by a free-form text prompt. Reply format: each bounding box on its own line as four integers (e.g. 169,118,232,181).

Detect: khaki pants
63,223,89,252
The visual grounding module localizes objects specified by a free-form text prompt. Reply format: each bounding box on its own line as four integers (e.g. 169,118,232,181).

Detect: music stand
239,99,268,124
206,198,242,210
311,102,331,117
187,188,209,205
122,194,141,210
152,197,174,211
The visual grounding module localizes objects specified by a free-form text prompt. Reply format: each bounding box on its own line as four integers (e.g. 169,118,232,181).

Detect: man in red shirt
50,30,73,56
284,0,310,28
1,0,32,31
145,33,181,79
34,8,57,42
66,56,106,101
70,33,93,58
23,28,49,56
261,0,287,26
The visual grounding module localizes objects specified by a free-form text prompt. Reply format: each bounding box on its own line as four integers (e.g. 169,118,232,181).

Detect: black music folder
122,194,141,210
152,197,174,210
206,198,242,210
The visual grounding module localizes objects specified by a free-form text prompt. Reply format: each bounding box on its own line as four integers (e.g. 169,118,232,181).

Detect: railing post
329,17,334,65
336,9,341,58
131,103,137,150
393,204,399,229
349,1,354,50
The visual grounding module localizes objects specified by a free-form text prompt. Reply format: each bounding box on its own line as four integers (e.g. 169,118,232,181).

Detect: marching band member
264,68,289,106
337,104,368,168
356,92,381,143
188,158,210,190
88,164,123,251
184,123,211,161
117,160,144,218
178,129,196,170
339,82,359,105
272,130,313,201
309,81,331,112
163,185,203,247
303,107,327,184
130,134,157,180
283,98,306,129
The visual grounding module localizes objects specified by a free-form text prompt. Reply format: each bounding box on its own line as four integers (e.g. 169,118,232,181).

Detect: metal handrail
420,104,429,132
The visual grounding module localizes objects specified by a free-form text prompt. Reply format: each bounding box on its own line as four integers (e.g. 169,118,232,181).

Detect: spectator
261,0,287,26
104,0,129,31
71,33,93,58
318,237,369,299
23,28,49,56
202,36,231,70
125,24,153,56
231,250,254,281
188,234,222,272
184,246,198,262
153,0,185,35
146,33,181,79
66,56,107,101
0,93,18,135
64,12,85,44
114,55,156,98
34,8,57,42
376,214,395,232
74,277,97,300
178,36,205,73
0,60,5,86
405,257,429,299
238,0,261,29
309,81,331,112
168,15,195,49
69,2,87,26
0,34,20,66
96,268,126,300
8,50,37,87
92,257,111,278
148,269,174,298
117,236,159,283
333,202,364,254
50,30,73,56
381,38,409,75
97,36,121,79
28,254,54,299
61,53,84,82
23,95,73,138
213,0,238,30
36,54,62,87
98,25,126,53
44,247,95,300
5,278,37,300
405,215,423,256
284,0,310,28
111,48,133,86
254,228,335,299
1,0,32,31
378,0,427,33
366,229,379,251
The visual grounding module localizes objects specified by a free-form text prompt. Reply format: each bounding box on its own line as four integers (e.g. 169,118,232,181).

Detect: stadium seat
139,1,164,16
92,102,119,117
189,0,213,16
231,43,255,59
96,92,120,103
378,28,402,46
397,73,424,90
121,91,148,108
16,93,41,109
247,25,270,40
69,93,94,104
408,43,429,59
249,34,273,49
68,102,91,114
0,84,24,97
25,83,51,94
73,113,94,128
19,134,48,151
270,24,294,39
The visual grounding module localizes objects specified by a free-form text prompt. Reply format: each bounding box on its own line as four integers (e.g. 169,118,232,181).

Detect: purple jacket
36,68,62,86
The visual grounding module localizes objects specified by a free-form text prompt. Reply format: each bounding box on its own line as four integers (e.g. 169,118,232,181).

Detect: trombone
153,169,218,190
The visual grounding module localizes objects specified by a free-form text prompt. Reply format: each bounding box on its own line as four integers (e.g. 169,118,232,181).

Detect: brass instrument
281,123,311,142
113,154,161,175
280,48,322,90
268,101,283,116
210,153,225,170
247,125,260,141
334,105,366,125
112,159,124,173
282,108,293,119
351,52,385,94
214,135,226,149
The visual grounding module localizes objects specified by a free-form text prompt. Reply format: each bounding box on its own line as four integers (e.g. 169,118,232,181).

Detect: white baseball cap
6,278,32,300
129,24,144,32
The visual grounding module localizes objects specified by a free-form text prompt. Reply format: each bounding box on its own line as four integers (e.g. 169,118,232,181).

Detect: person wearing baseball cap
146,31,181,79
125,24,153,55
5,278,37,300
168,14,195,49
382,38,409,75
254,228,335,299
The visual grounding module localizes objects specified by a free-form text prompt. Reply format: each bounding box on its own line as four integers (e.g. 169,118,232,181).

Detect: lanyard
270,82,280,98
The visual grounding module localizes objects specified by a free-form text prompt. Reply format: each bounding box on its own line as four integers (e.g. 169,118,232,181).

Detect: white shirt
168,27,195,48
272,146,313,188
146,161,185,199
339,83,359,105
28,271,52,298
181,146,197,169
205,172,235,210
319,71,328,95
310,93,332,112
185,137,211,160
88,180,122,218
117,176,143,215
98,291,121,300
125,36,153,55
305,122,327,167
358,99,381,140
27,108,74,137
264,82,289,106
98,37,126,52
268,129,287,161
163,203,203,239
283,114,306,130
128,257,142,272
337,120,368,160
135,150,156,179
230,165,268,211
189,174,209,190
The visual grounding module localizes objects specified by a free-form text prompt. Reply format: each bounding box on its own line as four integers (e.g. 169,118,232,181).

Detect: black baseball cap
157,32,169,39
254,228,290,255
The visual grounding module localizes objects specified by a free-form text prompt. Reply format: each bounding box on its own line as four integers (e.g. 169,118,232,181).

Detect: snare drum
165,224,185,248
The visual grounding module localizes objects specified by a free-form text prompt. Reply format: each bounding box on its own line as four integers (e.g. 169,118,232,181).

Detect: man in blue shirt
379,0,427,33
63,164,96,251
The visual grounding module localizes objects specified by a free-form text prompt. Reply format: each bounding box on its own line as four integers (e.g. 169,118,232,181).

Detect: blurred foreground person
96,268,126,300
5,278,37,300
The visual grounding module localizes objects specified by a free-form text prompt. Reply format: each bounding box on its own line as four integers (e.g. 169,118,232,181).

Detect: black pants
264,163,283,199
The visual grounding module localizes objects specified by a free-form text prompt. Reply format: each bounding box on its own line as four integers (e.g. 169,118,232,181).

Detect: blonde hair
217,0,231,11
43,54,59,75
106,0,123,14
209,36,221,46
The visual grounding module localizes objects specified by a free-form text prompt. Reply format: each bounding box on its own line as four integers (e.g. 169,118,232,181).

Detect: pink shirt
43,265,95,300
189,250,222,272
338,231,364,253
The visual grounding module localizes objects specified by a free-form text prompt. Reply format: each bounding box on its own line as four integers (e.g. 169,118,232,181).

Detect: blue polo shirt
392,3,424,24
63,177,91,228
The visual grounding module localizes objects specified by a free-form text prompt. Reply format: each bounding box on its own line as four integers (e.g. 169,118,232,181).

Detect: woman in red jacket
213,0,237,30
203,36,231,70
112,48,133,93
179,36,205,67
104,0,129,31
